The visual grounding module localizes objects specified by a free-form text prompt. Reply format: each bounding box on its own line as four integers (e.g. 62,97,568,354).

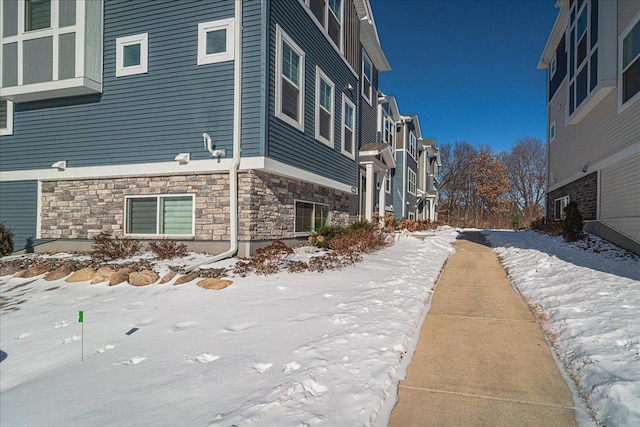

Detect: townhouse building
538,0,640,253
416,138,440,222
0,0,394,256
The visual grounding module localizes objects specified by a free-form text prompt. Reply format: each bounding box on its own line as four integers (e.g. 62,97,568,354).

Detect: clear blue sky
370,0,558,154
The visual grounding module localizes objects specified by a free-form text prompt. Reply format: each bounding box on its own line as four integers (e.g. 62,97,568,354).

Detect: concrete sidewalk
388,231,576,426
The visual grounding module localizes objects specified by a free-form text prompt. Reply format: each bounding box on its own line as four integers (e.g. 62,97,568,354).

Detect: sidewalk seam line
429,313,535,323
398,385,575,410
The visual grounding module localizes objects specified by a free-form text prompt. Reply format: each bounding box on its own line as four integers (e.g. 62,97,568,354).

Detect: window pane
344,127,353,153
577,34,587,67
320,79,332,110
127,198,157,234
576,6,587,40
123,44,141,67
328,13,340,46
569,82,575,114
345,103,354,129
363,58,372,79
623,57,640,103
576,65,588,106
282,42,300,86
295,202,314,233
590,0,598,48
160,196,193,234
590,49,597,91
26,0,50,31
310,0,325,25
0,101,6,129
315,204,330,230
569,29,575,79
623,20,640,69
319,109,331,139
282,78,299,120
206,29,226,55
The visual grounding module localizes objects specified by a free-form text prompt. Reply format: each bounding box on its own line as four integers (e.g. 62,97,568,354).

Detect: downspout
184,0,242,272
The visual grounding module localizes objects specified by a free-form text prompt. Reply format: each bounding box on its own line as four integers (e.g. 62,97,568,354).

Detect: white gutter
184,1,242,273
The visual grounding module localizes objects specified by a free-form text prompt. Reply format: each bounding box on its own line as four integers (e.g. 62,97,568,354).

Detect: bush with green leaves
562,201,584,242
0,223,14,256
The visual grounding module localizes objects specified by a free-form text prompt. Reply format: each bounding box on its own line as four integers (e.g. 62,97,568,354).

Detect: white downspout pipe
184,0,242,272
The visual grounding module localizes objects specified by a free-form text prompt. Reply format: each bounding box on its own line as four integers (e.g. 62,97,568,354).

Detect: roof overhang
359,142,396,169
354,0,391,72
538,0,568,69
378,93,401,119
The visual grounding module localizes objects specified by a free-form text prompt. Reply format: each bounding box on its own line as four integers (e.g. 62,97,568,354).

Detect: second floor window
315,67,335,146
116,34,149,77
362,52,373,104
408,169,416,195
409,132,417,159
25,0,51,31
621,16,640,106
384,116,395,150
308,0,342,49
276,26,305,131
342,94,355,157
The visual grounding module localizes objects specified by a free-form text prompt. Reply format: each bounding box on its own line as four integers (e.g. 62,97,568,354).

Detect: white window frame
303,0,344,52
116,33,148,77
385,171,391,194
383,115,395,151
409,132,417,159
124,194,195,237
294,199,331,235
275,25,305,131
554,195,570,220
1,100,14,136
315,66,335,147
362,51,373,105
408,168,416,195
550,119,557,142
550,52,557,78
618,11,640,113
408,212,415,220
197,18,235,65
341,94,355,158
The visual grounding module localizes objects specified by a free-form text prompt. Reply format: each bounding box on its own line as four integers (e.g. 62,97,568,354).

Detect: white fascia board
354,0,391,72
538,0,568,69
0,157,355,194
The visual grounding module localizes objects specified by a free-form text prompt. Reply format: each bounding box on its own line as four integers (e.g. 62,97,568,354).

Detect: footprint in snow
170,321,201,332
15,332,33,339
62,335,82,344
97,344,115,353
193,353,220,364
133,317,155,327
277,286,287,291
54,320,68,329
283,361,300,374
119,356,146,365
221,322,257,333
322,293,334,298
252,363,273,373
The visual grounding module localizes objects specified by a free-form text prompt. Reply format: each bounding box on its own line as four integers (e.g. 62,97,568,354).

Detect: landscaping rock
109,268,134,286
174,273,198,285
159,271,178,284
91,267,116,284
196,278,233,290
66,267,96,283
16,264,50,278
45,265,73,281
128,270,159,286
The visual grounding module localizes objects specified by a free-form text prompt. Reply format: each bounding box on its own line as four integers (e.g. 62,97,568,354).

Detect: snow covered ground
0,230,456,427
484,230,640,427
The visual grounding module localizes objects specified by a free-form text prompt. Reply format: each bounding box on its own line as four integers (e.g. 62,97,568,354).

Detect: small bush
398,218,435,232
530,217,562,235
309,225,345,249
287,260,309,273
0,223,14,257
148,240,188,260
562,201,584,242
91,229,142,261
232,240,294,276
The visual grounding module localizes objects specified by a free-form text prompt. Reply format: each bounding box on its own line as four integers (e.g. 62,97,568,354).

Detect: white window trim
408,168,416,195
315,66,335,147
383,115,395,151
124,194,195,237
302,0,344,53
294,199,331,235
1,100,14,136
385,172,391,194
408,212,415,220
550,119,557,142
275,25,305,132
197,18,235,65
116,33,148,77
362,51,373,106
409,132,417,159
554,195,570,220
341,94,355,158
618,11,640,113
550,51,557,79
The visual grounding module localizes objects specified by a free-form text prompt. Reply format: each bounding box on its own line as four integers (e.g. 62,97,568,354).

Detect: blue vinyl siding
0,181,49,251
267,0,359,187
0,0,263,171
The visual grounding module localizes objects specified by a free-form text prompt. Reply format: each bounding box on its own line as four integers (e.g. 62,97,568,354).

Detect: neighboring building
0,0,391,256
538,0,640,253
391,113,421,220
417,138,440,222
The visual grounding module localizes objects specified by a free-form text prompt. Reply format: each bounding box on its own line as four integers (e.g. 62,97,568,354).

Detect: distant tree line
438,137,545,229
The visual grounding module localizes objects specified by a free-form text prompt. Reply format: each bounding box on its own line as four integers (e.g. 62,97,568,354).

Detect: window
567,0,598,116
1,100,14,136
554,196,570,220
295,200,330,233
341,94,355,157
550,120,556,142
25,0,51,31
409,132,417,159
275,26,305,131
385,172,391,194
383,116,395,150
116,33,148,77
125,195,194,236
408,212,415,220
197,18,235,65
620,14,640,108
550,52,557,78
408,168,416,195
315,67,335,146
362,52,373,105
307,0,343,49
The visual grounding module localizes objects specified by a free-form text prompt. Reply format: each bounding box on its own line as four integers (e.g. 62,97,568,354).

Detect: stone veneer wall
546,172,597,220
40,170,353,242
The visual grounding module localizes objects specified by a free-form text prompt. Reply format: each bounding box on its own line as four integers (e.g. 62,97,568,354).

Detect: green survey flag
78,311,84,323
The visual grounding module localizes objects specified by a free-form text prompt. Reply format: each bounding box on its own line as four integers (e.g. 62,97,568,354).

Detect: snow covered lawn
0,230,456,426
484,230,640,427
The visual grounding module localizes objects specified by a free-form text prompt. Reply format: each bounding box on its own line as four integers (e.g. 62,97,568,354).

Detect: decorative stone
174,273,198,285
159,271,178,284
196,278,232,290
45,265,73,281
128,270,159,286
109,268,134,286
91,267,116,284
66,267,96,283
15,264,50,278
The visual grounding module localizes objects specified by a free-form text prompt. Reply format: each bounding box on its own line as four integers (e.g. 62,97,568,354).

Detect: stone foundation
546,172,597,220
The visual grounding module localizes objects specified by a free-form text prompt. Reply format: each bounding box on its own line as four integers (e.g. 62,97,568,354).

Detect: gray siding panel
267,0,359,186
1,0,263,171
0,181,49,251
